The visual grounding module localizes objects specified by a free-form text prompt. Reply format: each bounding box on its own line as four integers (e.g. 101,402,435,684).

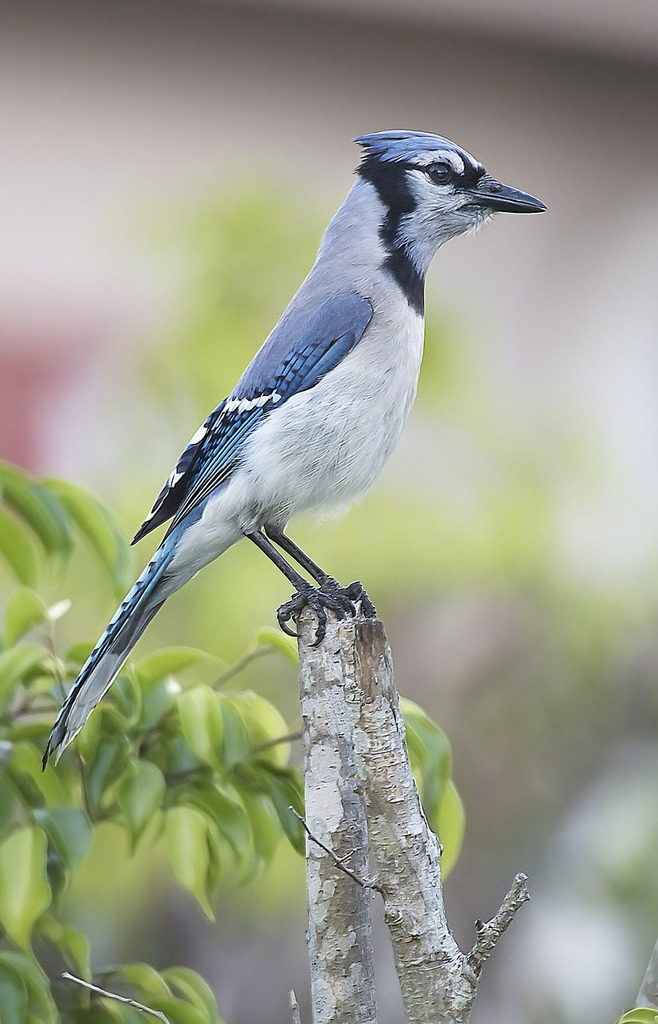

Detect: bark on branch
298,611,377,1024
298,611,529,1024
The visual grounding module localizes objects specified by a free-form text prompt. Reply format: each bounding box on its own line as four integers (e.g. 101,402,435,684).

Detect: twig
62,972,170,1023
290,989,302,1024
637,936,658,1009
163,764,212,785
250,729,301,755
467,873,531,975
212,646,273,689
291,807,382,893
9,702,58,720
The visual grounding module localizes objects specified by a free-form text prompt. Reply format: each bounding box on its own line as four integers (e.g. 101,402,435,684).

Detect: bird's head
355,130,546,275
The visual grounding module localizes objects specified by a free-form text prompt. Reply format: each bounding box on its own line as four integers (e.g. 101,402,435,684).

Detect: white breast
232,297,425,529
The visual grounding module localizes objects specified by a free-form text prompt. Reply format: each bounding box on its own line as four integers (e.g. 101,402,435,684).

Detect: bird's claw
277,579,376,646
342,580,377,619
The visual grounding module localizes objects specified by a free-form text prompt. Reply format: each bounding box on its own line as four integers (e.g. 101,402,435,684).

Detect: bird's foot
341,580,377,620
277,579,376,646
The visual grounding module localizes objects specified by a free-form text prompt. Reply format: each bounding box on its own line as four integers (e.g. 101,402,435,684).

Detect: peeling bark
350,618,473,1022
298,611,377,1024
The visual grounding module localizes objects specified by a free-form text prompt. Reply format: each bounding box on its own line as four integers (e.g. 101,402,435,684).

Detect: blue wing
132,292,373,543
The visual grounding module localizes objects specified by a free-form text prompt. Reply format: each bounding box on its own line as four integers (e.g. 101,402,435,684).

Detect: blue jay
44,130,545,765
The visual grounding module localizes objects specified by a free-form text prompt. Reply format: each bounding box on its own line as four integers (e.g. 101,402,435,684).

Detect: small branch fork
467,873,531,975
297,611,530,1024
289,989,302,1024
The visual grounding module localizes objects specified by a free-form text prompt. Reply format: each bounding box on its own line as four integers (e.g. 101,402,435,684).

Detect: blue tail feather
43,540,176,767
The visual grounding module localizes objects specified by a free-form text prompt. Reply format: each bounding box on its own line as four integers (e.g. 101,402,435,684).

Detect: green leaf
0,952,56,1023
0,962,28,1024
3,588,47,646
118,760,166,844
39,915,91,979
434,779,465,878
177,687,224,770
7,742,72,809
0,779,17,843
255,626,299,666
3,721,51,746
617,1012,658,1024
177,782,252,858
204,824,223,902
0,826,51,948
0,463,71,557
136,647,212,687
65,639,95,668
255,765,305,854
137,678,177,731
33,806,92,870
112,672,143,726
162,966,222,1022
0,511,37,585
165,807,215,919
239,791,280,866
231,691,291,766
0,644,47,704
103,1007,147,1024
218,697,252,768
157,1001,211,1024
401,698,452,816
75,702,126,763
101,964,215,1024
85,736,129,817
160,734,202,779
44,478,132,593
111,962,173,1002
143,1000,207,1024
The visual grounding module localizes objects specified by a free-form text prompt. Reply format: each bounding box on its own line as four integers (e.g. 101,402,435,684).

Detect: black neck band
358,158,426,315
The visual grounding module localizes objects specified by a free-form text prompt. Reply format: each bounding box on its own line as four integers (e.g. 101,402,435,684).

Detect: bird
43,129,545,766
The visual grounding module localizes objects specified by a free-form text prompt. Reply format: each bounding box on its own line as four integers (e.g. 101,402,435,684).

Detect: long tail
43,536,180,767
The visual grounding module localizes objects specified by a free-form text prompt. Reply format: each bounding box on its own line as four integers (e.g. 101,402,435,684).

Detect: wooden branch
349,617,471,1022
298,612,528,1024
297,610,377,1024
637,936,658,1010
290,989,302,1024
292,807,382,893
467,873,530,975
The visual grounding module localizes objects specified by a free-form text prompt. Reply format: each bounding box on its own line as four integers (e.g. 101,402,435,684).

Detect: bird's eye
426,163,453,186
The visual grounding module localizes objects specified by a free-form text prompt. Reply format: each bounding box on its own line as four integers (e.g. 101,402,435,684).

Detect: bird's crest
355,130,477,169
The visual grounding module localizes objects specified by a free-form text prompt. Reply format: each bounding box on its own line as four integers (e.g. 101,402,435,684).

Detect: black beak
466,174,546,214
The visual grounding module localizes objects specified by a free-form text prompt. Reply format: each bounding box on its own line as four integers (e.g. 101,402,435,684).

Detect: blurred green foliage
0,463,301,1022
0,462,464,1021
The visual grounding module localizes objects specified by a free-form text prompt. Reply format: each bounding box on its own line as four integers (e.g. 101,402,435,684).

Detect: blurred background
3,0,658,1021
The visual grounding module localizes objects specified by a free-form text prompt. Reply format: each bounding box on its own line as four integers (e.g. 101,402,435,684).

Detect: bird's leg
246,529,353,645
263,525,332,585
263,526,377,622
246,530,373,646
